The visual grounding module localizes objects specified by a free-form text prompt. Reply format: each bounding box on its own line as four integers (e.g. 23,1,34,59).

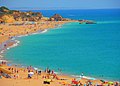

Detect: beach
0,21,103,86
0,21,75,86
0,20,73,55
0,63,110,86
0,21,70,44
0,20,119,86
0,8,120,86
0,20,89,86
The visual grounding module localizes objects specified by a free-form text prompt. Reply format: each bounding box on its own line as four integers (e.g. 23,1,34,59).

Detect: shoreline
0,21,119,86
0,21,71,59
0,21,119,81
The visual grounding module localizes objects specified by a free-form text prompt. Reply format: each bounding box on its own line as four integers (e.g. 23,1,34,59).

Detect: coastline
0,21,78,86
0,20,72,59
0,21,72,69
0,21,119,86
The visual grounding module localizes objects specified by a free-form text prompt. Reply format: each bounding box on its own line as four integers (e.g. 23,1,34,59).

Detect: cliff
0,6,72,23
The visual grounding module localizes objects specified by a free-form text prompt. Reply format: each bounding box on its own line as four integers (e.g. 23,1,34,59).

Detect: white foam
31,32,39,35
17,34,28,37
82,76,96,80
54,72,59,74
0,59,7,63
41,29,48,33
0,50,4,54
8,40,20,49
11,37,16,40
72,75,96,80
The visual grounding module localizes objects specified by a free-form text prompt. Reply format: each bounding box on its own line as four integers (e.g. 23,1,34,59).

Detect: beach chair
43,79,51,84
72,80,79,85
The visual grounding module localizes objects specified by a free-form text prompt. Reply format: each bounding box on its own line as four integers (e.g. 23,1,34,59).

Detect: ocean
3,9,120,81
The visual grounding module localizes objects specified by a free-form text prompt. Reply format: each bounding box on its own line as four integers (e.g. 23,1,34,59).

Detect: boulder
50,14,63,21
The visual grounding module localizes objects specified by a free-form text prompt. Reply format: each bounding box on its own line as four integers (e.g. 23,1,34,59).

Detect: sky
0,0,120,10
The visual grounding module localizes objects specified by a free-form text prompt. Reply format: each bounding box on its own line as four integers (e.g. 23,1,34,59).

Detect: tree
0,6,9,12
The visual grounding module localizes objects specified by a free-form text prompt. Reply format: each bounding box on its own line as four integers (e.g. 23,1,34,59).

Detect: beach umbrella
34,67,38,70
28,72,34,75
28,72,34,77
29,72,34,75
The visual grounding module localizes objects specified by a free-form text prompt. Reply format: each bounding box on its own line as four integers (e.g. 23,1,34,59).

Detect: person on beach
51,70,54,75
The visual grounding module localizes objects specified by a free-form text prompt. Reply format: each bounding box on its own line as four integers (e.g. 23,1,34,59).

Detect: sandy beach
0,64,110,86
0,20,119,86
0,21,70,44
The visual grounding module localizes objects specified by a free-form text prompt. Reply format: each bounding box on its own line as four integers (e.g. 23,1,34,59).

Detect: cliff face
49,14,71,21
1,15,15,23
0,6,69,22
50,14,63,21
0,6,43,22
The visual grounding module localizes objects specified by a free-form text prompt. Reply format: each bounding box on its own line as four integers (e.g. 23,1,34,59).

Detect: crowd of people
0,61,120,86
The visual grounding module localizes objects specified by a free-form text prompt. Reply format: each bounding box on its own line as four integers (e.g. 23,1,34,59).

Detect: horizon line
7,7,120,10
1,6,120,10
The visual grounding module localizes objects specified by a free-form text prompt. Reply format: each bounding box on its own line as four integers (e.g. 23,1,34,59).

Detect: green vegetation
0,6,9,12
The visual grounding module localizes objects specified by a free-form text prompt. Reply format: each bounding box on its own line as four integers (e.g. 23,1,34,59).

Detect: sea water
3,9,120,81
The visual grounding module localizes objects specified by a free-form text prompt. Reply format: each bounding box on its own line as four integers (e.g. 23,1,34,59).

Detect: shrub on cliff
0,6,9,12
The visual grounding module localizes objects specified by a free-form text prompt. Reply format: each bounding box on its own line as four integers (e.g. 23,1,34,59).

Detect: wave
7,40,20,50
0,59,7,63
0,28,49,64
0,29,49,55
71,75,96,80
39,29,48,33
17,34,29,37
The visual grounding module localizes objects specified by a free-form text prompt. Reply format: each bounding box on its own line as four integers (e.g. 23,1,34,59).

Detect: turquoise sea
3,9,120,81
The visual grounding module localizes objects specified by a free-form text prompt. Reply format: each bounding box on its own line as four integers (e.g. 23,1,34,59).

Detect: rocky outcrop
50,14,63,21
0,6,73,22
79,20,96,24
1,15,15,23
49,14,72,21
86,20,96,24
0,6,43,22
12,11,43,21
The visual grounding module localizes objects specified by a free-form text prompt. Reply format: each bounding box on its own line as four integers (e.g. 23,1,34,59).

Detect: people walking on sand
38,70,41,75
